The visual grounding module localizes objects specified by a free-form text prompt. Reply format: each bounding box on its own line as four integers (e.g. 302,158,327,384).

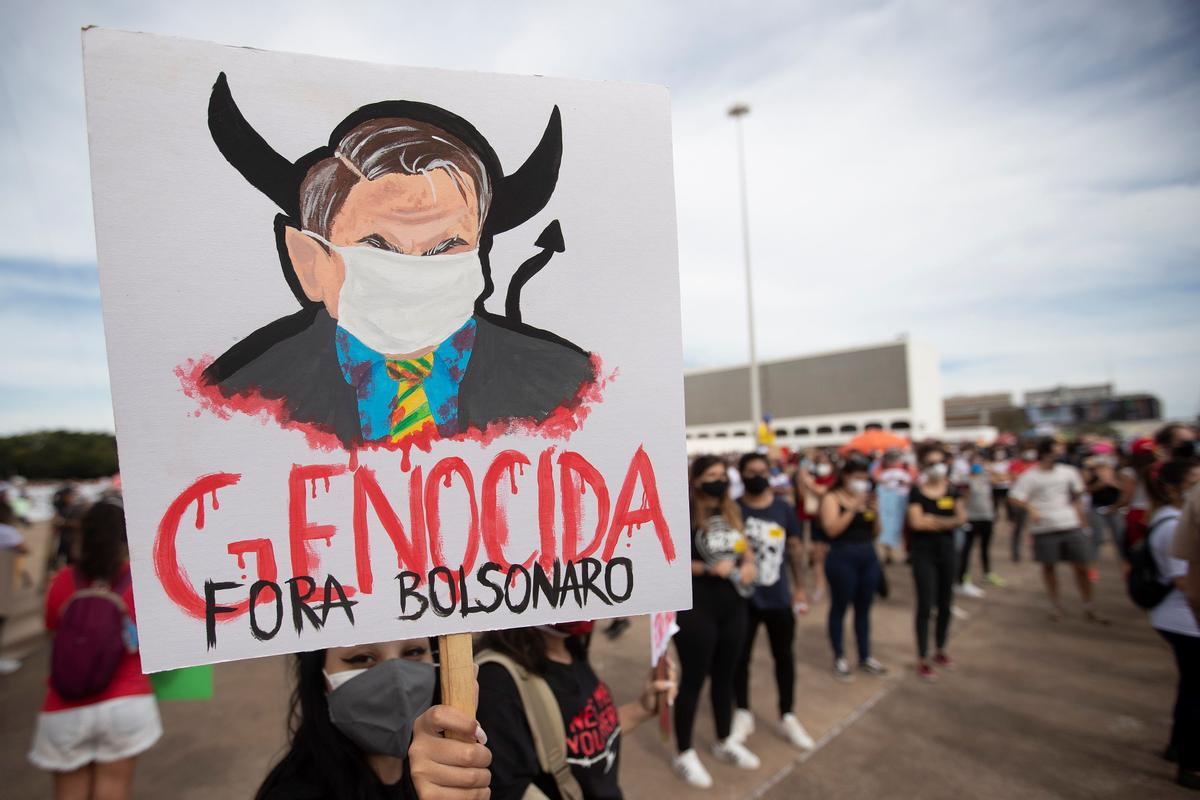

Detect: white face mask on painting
305,232,483,356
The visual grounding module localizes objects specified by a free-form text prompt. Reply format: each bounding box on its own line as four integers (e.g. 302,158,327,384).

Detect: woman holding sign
255,639,492,800
475,624,678,799
671,455,760,789
906,445,967,682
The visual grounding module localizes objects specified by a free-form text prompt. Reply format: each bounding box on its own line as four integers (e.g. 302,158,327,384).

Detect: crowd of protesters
665,421,1199,792
2,419,1199,797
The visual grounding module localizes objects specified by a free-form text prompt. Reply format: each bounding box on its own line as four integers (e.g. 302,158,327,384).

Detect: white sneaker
673,749,713,788
958,582,985,598
778,713,816,750
730,708,755,743
711,737,761,770
951,604,970,620
0,657,21,675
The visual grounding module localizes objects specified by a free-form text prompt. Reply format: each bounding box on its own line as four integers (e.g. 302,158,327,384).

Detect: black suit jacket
202,307,594,448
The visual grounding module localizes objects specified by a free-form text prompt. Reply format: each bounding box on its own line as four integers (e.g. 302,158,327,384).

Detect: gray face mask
326,658,436,757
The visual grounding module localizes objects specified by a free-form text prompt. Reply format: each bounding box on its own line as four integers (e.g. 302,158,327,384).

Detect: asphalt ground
0,518,1191,798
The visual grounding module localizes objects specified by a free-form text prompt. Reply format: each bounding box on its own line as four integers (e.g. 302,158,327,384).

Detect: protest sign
650,610,678,668
83,29,690,672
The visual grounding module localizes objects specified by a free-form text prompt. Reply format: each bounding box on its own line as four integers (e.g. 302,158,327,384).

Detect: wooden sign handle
438,632,476,742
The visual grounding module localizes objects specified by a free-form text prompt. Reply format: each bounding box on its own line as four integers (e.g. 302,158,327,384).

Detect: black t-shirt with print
478,658,623,800
908,484,960,533
738,498,801,610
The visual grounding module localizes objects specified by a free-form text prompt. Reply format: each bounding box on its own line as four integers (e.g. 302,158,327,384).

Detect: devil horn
208,72,302,218
485,106,562,236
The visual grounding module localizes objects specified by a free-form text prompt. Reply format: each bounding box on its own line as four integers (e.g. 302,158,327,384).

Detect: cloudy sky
1,0,1197,434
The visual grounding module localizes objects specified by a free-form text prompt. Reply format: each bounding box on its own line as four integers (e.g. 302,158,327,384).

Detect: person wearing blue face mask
255,638,491,800
959,459,1000,592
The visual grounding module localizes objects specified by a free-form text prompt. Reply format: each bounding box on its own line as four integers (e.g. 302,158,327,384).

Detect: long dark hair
77,500,128,582
254,651,380,800
689,455,743,533
830,457,870,492
478,627,588,675
1147,460,1198,511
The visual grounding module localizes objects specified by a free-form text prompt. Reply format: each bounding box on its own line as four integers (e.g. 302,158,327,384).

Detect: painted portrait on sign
189,74,599,451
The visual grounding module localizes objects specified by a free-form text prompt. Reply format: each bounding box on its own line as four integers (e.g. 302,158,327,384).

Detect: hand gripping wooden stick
438,633,477,742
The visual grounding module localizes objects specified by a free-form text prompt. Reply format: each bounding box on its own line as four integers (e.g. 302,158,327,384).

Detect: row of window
687,420,911,440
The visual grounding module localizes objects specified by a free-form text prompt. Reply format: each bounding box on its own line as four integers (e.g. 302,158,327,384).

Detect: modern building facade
943,392,1017,429
684,339,944,452
1024,383,1162,427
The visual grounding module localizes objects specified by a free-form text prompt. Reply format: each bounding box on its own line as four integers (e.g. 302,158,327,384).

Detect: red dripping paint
176,354,616,454
310,478,317,499
210,490,220,510
195,494,205,529
322,476,330,493
234,553,246,570
507,462,518,494
348,449,359,471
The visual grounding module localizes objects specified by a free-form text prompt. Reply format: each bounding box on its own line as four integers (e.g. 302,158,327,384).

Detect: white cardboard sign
82,29,690,672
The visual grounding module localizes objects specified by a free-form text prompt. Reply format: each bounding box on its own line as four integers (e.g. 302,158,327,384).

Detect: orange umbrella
840,429,910,456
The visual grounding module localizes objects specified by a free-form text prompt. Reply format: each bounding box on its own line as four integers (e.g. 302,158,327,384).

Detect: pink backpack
50,569,135,700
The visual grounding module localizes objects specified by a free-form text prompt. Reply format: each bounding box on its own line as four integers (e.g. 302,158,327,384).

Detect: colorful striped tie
385,354,437,442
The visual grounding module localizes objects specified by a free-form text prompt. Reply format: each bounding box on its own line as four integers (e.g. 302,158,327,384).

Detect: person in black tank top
818,458,887,682
907,445,967,681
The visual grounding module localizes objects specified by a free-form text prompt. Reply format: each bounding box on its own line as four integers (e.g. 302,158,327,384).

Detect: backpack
476,650,584,800
1126,515,1177,611
50,568,135,700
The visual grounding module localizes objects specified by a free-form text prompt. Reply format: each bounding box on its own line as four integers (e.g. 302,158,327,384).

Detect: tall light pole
728,102,762,437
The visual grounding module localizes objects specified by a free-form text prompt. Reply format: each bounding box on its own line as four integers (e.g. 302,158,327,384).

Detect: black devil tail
505,220,565,323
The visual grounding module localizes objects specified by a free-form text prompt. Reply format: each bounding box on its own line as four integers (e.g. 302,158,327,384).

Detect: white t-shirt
1010,464,1084,535
0,523,24,550
990,460,1012,488
1149,507,1199,637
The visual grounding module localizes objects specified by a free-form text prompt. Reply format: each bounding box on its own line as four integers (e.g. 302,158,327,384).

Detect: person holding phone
671,455,760,788
819,458,887,682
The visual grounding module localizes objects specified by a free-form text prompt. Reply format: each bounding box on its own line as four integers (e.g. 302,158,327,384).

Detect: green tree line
0,430,118,480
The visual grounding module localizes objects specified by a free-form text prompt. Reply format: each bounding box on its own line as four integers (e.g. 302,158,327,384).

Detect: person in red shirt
28,499,162,800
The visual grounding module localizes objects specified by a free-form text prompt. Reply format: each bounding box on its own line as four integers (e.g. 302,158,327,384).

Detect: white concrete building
684,338,944,454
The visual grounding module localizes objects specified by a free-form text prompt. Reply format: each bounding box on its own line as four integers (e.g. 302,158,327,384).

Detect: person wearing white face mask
798,450,836,604
819,458,887,682
1007,447,1040,562
200,78,596,448
1010,439,1105,623
907,446,967,681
